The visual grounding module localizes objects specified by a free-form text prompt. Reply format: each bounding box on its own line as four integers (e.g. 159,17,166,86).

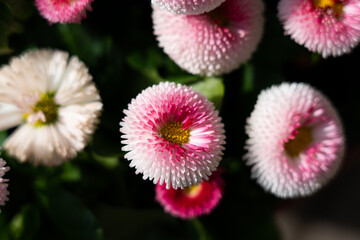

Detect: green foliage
37,188,103,240
9,204,40,240
191,77,225,109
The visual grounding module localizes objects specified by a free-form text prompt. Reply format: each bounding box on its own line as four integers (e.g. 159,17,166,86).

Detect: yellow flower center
25,92,59,126
160,122,190,145
313,0,344,15
183,184,203,197
284,126,313,158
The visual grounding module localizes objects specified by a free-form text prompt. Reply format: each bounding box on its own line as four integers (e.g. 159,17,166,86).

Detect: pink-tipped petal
245,82,345,198
278,0,360,57
120,82,226,189
35,0,94,24
0,155,9,213
155,170,224,219
152,0,264,76
151,0,226,15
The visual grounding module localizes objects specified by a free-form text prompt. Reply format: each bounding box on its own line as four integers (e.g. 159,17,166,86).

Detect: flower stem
191,218,211,240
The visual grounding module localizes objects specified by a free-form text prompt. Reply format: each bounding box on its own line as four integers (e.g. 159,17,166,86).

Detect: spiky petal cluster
152,0,264,76
0,155,9,213
244,82,345,198
151,0,225,15
0,49,102,166
278,0,360,57
155,170,224,219
35,0,94,24
120,82,225,189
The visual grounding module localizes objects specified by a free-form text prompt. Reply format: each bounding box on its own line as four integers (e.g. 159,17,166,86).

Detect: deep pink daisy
0,155,9,212
155,170,224,219
245,83,345,198
278,0,360,57
152,0,264,76
35,0,94,24
151,0,225,15
120,82,225,189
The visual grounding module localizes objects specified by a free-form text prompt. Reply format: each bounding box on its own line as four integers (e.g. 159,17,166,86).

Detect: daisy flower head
152,0,264,76
35,0,94,24
244,82,345,198
151,0,226,15
155,170,224,219
120,82,225,189
0,155,9,212
0,49,102,166
278,0,360,57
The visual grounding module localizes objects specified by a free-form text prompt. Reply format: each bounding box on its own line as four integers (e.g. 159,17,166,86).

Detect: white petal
0,103,22,130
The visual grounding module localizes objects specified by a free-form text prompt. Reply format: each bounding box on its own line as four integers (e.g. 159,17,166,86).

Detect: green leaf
57,24,109,66
94,205,197,240
9,204,41,240
0,1,12,23
92,151,119,169
59,162,82,182
242,63,255,93
38,188,103,240
166,75,201,85
127,48,165,83
0,0,22,55
0,214,11,240
191,77,225,109
0,130,7,146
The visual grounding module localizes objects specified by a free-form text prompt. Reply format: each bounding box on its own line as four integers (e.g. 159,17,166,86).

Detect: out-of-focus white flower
0,49,102,166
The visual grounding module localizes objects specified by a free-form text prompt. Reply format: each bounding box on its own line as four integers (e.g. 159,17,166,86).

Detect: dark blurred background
0,0,360,239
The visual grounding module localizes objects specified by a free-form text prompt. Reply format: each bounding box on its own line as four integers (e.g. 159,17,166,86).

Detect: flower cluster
0,0,352,219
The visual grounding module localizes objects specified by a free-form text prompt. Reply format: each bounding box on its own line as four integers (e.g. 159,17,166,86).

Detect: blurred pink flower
35,0,94,24
245,82,345,198
120,82,225,189
155,170,224,219
151,0,225,15
0,156,9,212
278,0,360,57
152,0,264,76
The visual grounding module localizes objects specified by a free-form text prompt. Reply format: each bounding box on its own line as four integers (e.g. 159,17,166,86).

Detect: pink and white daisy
278,0,360,57
151,0,225,15
0,155,9,213
152,0,264,76
155,170,224,219
244,82,345,198
35,0,94,24
120,82,225,189
0,49,102,166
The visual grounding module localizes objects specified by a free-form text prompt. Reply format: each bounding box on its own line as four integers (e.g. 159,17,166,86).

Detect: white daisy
0,49,102,166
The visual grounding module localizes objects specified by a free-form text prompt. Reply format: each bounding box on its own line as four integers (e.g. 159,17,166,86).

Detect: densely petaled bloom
155,170,224,219
35,0,94,24
278,0,360,57
244,82,345,198
152,0,264,76
0,49,102,166
151,0,225,15
120,82,225,189
0,155,9,212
